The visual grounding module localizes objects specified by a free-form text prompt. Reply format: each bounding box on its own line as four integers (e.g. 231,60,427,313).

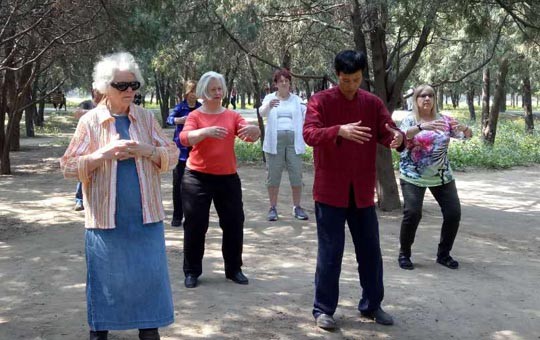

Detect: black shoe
139,328,160,340
361,307,394,325
184,275,198,288
437,255,459,269
171,219,182,227
89,330,108,340
315,313,336,330
398,254,414,270
226,271,249,284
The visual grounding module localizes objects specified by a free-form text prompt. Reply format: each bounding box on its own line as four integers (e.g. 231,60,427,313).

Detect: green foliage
234,139,263,162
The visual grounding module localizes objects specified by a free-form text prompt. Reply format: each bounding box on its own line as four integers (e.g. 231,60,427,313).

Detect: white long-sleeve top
260,92,307,155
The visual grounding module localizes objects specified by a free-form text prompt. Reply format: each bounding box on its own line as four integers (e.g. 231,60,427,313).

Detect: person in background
60,52,177,340
397,84,472,271
166,80,201,227
260,68,308,221
230,86,237,110
179,71,260,289
73,88,103,211
303,50,405,330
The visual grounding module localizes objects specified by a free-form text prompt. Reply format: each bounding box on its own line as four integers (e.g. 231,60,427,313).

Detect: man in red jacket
303,50,405,330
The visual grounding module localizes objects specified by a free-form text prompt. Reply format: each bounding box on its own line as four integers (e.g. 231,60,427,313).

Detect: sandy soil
0,130,539,340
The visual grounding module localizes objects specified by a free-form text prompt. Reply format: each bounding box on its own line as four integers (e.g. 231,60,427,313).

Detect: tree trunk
246,56,265,162
351,0,371,91
368,17,401,211
483,58,508,145
247,93,252,106
450,91,459,109
481,68,490,135
154,73,170,128
240,93,246,109
36,98,45,127
466,88,476,121
438,89,444,112
499,87,506,112
523,76,534,133
25,92,36,137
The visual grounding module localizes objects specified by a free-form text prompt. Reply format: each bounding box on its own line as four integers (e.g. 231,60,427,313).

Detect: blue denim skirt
85,152,174,330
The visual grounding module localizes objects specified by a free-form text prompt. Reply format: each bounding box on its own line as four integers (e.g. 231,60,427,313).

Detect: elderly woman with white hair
179,71,260,289
60,52,177,340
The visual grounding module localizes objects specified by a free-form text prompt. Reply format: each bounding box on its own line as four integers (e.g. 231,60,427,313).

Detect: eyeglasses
419,93,434,99
111,81,141,92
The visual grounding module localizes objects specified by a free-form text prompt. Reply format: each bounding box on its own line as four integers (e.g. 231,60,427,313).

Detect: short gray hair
196,71,227,100
92,52,145,94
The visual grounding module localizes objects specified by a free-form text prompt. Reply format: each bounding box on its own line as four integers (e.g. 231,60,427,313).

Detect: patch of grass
235,140,264,162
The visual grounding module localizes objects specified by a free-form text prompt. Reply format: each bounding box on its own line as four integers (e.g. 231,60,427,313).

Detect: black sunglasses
111,81,141,91
419,93,434,99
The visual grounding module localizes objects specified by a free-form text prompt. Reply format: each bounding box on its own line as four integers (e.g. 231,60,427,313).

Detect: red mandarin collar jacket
303,87,405,208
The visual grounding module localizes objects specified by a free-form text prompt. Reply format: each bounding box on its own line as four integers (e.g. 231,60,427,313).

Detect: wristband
416,123,423,131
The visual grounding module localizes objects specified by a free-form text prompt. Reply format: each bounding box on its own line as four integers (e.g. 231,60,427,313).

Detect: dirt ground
0,128,539,340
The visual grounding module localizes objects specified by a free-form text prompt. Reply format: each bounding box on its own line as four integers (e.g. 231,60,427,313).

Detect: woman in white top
260,69,308,221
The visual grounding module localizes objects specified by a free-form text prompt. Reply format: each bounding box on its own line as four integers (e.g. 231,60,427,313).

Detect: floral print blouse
399,114,465,187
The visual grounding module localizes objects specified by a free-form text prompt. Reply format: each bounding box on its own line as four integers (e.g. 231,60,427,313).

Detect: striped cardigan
60,104,179,229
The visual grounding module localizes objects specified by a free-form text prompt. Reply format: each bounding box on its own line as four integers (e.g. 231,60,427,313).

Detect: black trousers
181,169,245,277
172,160,186,222
399,180,461,258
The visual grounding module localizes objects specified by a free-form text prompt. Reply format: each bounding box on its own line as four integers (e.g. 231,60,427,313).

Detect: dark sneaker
184,275,198,288
74,201,84,211
293,206,308,220
315,313,336,330
267,206,278,221
437,255,459,269
398,253,414,270
361,307,394,325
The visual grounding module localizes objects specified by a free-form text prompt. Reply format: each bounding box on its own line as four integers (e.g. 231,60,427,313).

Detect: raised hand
98,139,138,161
205,126,229,140
237,124,261,141
419,119,447,132
385,124,404,149
338,120,372,144
269,99,280,108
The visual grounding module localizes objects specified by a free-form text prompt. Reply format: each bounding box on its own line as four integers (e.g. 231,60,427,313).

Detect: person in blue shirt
166,80,201,227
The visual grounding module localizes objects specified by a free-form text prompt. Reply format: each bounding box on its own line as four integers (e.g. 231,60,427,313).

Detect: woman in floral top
398,84,472,270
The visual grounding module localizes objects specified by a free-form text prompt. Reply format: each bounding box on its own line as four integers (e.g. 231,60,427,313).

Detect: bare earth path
0,132,539,340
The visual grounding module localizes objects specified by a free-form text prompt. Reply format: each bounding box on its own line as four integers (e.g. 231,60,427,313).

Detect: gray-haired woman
179,71,260,289
60,52,177,340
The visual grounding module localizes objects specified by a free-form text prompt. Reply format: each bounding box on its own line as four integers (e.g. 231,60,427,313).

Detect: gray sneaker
267,206,278,221
316,313,336,330
293,206,308,220
74,201,84,211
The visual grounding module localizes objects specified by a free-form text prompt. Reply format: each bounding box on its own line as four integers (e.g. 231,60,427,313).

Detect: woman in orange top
179,71,260,289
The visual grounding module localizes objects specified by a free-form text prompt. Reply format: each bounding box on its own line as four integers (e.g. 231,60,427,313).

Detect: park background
1,1,539,339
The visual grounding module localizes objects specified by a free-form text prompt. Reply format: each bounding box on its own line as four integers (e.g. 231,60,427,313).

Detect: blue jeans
75,182,83,203
313,196,384,317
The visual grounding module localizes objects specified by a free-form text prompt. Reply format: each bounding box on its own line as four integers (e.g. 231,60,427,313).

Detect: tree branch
431,15,508,87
